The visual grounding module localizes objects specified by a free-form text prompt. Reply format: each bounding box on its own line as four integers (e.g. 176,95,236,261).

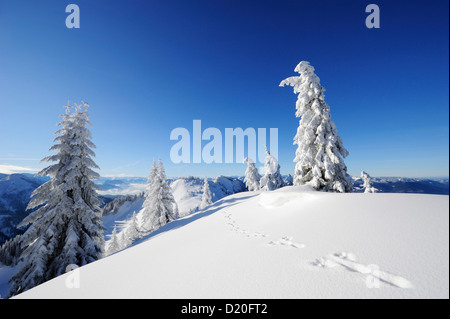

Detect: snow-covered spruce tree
361,171,377,193
284,174,294,186
106,226,121,256
118,232,128,250
140,161,156,232
260,148,284,191
147,159,158,184
124,211,140,243
243,157,261,191
140,158,179,233
199,178,213,209
280,61,353,192
7,102,104,297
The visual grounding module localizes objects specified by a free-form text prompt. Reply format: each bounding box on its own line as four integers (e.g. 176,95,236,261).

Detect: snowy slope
170,178,203,217
101,176,245,240
170,176,246,217
14,187,449,299
102,197,146,235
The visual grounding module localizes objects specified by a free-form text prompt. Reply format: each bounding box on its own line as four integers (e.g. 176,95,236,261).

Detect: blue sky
0,0,448,178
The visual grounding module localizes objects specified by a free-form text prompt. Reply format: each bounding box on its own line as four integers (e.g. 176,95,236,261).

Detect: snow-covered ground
13,186,449,299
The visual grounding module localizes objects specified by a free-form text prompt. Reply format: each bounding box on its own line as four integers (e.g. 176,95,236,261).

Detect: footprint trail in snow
268,236,305,249
223,211,305,249
223,211,411,289
223,211,269,238
313,252,413,289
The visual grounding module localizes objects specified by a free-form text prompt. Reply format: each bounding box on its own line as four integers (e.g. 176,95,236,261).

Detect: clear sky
0,0,448,178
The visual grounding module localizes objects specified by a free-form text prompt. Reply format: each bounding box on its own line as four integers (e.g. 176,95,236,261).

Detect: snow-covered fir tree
7,102,104,297
260,148,284,191
280,61,353,192
140,158,179,233
106,226,121,256
119,232,128,249
284,174,294,186
199,178,213,209
147,159,158,183
361,171,377,193
124,211,141,243
139,159,157,231
243,157,261,191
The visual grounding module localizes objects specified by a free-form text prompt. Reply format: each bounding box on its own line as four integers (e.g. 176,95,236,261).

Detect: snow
170,178,203,217
0,264,15,298
101,177,216,239
102,197,145,235
280,61,352,192
13,187,449,299
100,176,245,250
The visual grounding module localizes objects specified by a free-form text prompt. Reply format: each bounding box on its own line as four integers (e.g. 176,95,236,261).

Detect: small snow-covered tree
8,102,104,297
106,226,121,256
361,171,377,193
140,158,179,233
280,61,353,193
260,148,284,191
199,178,213,209
124,211,140,243
118,231,129,250
243,157,261,191
284,174,294,186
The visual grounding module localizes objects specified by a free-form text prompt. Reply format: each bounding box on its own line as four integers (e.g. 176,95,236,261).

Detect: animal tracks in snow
224,211,269,238
313,252,413,289
268,236,305,249
223,211,304,248
222,211,411,289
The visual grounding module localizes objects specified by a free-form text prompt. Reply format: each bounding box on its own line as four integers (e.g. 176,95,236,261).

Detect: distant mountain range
0,174,49,243
0,173,448,245
352,176,449,195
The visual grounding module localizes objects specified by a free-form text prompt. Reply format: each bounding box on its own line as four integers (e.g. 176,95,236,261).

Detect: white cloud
0,158,41,161
0,164,39,174
97,183,147,196
102,173,135,178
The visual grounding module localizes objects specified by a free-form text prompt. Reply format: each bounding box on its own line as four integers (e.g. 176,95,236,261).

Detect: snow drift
13,187,450,299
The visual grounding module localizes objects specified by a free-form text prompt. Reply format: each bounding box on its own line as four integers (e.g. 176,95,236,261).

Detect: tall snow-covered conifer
280,61,353,192
243,157,261,191
199,178,213,209
140,158,179,233
147,159,157,184
8,102,104,297
260,148,284,191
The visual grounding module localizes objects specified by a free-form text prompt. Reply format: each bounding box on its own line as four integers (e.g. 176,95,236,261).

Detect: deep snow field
13,186,449,299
